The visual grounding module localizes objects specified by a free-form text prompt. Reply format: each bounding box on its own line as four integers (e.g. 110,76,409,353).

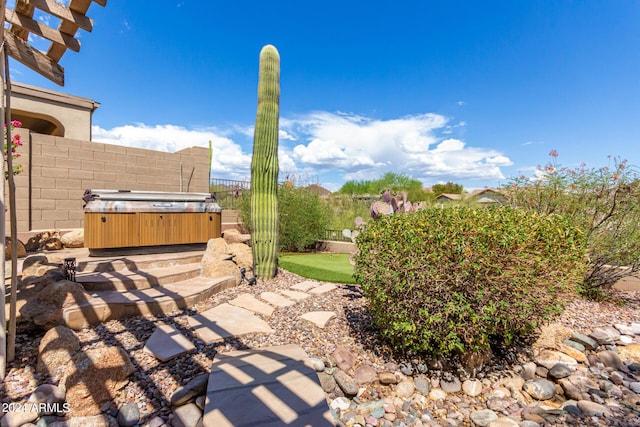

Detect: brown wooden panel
85,212,222,249
84,213,139,248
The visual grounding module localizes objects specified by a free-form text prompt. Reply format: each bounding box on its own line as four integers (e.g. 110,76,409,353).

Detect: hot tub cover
83,189,221,213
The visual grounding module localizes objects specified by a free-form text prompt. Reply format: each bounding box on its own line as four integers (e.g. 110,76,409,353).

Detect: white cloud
92,123,253,179
280,112,512,182
91,110,514,187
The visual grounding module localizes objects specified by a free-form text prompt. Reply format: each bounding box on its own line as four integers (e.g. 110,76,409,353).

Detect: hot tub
83,190,222,249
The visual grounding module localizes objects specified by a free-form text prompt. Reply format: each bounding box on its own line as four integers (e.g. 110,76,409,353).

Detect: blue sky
9,1,640,191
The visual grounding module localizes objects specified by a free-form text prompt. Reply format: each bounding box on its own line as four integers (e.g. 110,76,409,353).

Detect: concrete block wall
7,129,211,232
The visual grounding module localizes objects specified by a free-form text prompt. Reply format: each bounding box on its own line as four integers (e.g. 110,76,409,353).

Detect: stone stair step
76,251,204,273
76,263,202,291
62,275,236,329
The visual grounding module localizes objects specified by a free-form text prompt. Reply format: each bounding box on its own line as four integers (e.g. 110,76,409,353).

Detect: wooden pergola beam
3,29,64,86
5,9,81,52
26,0,94,33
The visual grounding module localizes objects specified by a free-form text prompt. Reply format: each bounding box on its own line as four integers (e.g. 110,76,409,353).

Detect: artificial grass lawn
278,253,357,284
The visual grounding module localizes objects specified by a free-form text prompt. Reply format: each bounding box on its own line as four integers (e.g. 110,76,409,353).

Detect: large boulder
64,344,135,416
223,229,251,245
37,325,81,383
20,280,93,329
21,255,53,277
61,229,85,248
44,237,64,251
25,230,60,252
201,238,231,264
202,260,241,285
5,236,26,258
228,242,253,272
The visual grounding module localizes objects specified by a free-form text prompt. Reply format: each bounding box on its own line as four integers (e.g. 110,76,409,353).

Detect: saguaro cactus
250,44,280,279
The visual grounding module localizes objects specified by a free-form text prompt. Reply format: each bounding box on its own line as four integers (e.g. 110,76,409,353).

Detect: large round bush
354,206,588,358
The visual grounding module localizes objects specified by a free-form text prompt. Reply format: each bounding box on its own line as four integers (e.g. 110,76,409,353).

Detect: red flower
549,150,559,157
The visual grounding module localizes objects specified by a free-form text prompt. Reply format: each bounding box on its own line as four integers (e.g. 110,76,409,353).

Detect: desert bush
238,185,332,252
504,153,640,298
353,206,588,358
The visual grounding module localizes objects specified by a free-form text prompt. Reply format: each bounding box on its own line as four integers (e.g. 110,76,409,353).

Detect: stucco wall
8,130,210,232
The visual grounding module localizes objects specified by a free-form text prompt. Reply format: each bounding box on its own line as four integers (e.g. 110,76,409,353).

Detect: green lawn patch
278,253,356,284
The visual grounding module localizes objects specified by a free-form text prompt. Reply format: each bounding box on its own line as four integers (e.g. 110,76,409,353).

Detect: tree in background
338,172,433,202
432,181,464,196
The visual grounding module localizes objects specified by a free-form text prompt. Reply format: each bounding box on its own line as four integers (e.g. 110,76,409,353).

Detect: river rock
354,364,377,385
334,369,358,396
535,350,578,370
117,402,140,427
463,379,483,397
596,350,623,370
333,346,356,371
171,402,203,427
469,409,498,426
170,373,209,406
523,378,556,400
589,327,621,345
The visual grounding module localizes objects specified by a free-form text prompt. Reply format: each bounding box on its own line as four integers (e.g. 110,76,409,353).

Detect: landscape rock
395,379,415,398
4,236,26,258
469,409,498,426
589,326,621,345
21,255,52,277
334,369,358,396
222,229,251,245
64,345,135,416
201,238,230,263
463,379,483,397
333,346,356,371
117,402,140,427
61,230,84,248
25,231,60,252
596,350,624,370
44,238,64,251
523,378,556,400
534,349,578,370
353,364,377,385
201,259,241,285
170,373,209,407
37,325,80,383
548,363,573,380
20,280,94,329
618,343,640,363
227,242,253,271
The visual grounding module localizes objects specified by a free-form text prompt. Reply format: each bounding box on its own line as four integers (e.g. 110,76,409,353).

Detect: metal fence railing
322,229,352,242
210,178,251,209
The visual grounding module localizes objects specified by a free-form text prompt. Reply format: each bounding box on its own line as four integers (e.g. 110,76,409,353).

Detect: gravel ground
2,268,640,424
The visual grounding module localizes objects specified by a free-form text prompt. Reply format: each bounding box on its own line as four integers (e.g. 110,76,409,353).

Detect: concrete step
62,275,237,329
76,251,204,273
76,263,202,291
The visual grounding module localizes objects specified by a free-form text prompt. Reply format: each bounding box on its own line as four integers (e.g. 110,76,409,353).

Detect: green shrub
354,206,588,358
504,153,640,298
239,185,332,252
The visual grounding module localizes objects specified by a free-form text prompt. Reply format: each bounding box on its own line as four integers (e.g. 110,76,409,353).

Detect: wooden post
0,0,7,380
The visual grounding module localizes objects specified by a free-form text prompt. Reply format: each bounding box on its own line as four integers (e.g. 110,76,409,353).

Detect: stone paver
279,289,311,301
309,283,338,295
204,344,335,426
187,303,274,344
300,311,336,328
143,322,196,362
260,291,296,307
290,280,320,291
229,293,275,317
